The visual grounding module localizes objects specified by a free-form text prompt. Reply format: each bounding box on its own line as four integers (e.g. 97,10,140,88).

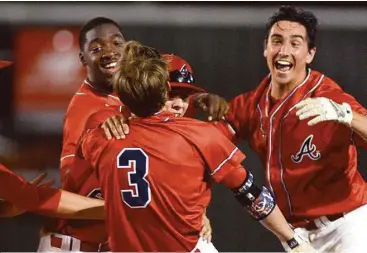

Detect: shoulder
309,70,342,93
230,88,257,104
312,73,348,100
173,117,227,143
85,107,121,130
66,93,103,116
64,90,111,130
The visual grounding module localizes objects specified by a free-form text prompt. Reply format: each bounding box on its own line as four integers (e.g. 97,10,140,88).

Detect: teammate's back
81,112,244,251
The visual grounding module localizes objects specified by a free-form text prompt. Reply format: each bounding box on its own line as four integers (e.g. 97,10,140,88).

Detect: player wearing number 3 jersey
77,41,316,252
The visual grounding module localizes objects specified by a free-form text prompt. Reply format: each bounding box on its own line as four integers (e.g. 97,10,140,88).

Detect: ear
263,39,268,58
306,47,317,64
79,52,87,66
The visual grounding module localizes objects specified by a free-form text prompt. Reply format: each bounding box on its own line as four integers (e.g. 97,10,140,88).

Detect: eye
114,40,124,47
291,41,301,48
91,46,102,53
272,39,282,45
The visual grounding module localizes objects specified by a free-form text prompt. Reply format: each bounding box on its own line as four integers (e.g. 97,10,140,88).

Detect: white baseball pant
293,204,367,252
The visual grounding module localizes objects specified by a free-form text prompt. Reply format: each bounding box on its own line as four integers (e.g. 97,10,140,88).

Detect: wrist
278,230,295,243
340,102,353,127
286,236,300,249
281,232,305,251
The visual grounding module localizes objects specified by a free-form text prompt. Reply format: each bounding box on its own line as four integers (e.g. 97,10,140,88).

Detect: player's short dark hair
79,17,122,51
113,41,168,117
265,6,318,49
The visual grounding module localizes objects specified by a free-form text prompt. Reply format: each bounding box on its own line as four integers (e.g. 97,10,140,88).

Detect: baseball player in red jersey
0,60,104,220
38,17,125,252
101,53,214,241
0,164,106,219
216,6,367,252
77,41,316,252
39,17,227,252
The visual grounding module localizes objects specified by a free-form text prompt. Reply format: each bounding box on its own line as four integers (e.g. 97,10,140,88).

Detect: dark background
0,2,366,252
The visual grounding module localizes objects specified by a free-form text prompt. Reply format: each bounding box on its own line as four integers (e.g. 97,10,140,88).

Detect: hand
101,114,130,140
0,172,54,218
30,172,55,187
295,97,353,126
289,242,318,253
200,211,212,242
194,93,229,122
281,233,317,253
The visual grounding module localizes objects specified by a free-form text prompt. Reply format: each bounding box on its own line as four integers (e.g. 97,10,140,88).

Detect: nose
279,42,291,56
101,43,121,60
171,98,184,111
101,50,119,61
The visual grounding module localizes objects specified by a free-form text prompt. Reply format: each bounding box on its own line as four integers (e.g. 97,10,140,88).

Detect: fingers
30,172,48,185
200,228,212,243
101,123,113,140
197,101,208,112
30,172,55,187
295,98,321,109
200,214,212,243
290,242,317,253
214,99,229,122
195,94,208,112
296,103,317,116
121,118,129,135
208,96,219,122
298,109,320,121
101,115,130,140
38,179,56,187
112,116,125,138
307,115,323,126
203,94,228,122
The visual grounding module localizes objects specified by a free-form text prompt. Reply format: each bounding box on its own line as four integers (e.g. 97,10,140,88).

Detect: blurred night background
0,1,367,252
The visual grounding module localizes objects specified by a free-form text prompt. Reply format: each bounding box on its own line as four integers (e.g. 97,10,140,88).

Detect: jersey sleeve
77,108,120,170
60,96,100,182
0,165,61,213
317,80,367,148
193,125,247,184
215,92,253,144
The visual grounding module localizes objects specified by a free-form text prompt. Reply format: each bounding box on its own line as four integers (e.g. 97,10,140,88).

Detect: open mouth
274,60,293,72
100,61,118,72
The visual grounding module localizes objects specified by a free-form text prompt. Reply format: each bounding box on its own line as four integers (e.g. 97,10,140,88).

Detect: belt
50,234,109,252
304,213,344,230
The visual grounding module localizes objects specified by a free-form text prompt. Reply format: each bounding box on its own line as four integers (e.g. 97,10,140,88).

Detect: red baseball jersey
0,164,60,214
45,80,123,244
79,110,246,252
216,69,367,227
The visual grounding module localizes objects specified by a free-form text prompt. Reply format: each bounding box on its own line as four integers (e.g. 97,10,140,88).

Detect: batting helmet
162,54,206,94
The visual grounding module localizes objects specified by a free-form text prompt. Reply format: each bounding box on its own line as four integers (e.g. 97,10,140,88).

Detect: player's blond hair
113,41,169,117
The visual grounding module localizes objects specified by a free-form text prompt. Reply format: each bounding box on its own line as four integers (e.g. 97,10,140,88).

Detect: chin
273,72,292,85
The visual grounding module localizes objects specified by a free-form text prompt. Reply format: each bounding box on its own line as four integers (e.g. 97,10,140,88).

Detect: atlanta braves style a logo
291,134,321,163
180,64,189,78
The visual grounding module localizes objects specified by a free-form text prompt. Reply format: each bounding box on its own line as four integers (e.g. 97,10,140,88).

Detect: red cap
162,54,206,94
0,61,12,69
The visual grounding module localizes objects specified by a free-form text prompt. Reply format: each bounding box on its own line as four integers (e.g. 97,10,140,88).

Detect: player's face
164,96,189,117
81,24,125,88
264,20,316,87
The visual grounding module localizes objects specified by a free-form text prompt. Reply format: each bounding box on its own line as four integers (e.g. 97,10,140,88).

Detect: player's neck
270,71,308,100
85,78,113,95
